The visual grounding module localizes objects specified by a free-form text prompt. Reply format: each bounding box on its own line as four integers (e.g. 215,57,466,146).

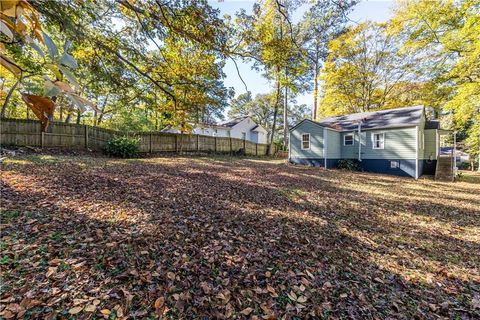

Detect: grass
0,155,479,319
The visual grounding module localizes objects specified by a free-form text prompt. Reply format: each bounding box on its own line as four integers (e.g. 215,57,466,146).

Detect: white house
163,117,269,144
441,147,470,165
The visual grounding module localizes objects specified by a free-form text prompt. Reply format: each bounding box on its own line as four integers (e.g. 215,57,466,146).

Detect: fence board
0,118,273,156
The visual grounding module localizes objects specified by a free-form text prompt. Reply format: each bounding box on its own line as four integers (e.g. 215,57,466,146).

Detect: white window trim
301,133,310,150
343,133,354,146
372,132,385,150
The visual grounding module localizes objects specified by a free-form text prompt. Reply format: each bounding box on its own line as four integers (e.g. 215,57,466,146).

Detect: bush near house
337,159,362,171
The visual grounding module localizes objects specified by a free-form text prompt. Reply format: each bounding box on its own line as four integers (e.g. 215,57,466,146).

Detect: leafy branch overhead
1,0,95,130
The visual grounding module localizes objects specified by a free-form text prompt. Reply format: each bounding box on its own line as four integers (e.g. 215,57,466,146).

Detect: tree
1,0,92,130
0,0,236,133
389,0,480,168
235,0,306,150
228,91,310,143
299,0,357,120
319,22,419,117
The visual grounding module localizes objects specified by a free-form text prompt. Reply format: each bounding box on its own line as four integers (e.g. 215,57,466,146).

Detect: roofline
251,124,268,132
289,119,342,132
290,119,420,133
318,105,425,123
195,123,232,130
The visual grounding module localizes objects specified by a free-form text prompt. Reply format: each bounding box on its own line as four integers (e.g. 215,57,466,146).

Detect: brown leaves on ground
0,155,479,319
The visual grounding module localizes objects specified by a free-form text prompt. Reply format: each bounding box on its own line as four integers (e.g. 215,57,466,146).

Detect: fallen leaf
68,306,83,315
84,304,96,312
240,307,253,315
100,309,110,315
154,297,165,309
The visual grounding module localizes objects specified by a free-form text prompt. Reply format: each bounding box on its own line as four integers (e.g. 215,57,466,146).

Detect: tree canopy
1,0,478,161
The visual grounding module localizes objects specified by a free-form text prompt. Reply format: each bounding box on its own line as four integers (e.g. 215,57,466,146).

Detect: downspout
357,122,362,161
415,126,419,180
324,127,327,169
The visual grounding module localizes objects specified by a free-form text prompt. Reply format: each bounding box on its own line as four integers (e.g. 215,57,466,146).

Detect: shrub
104,136,139,158
458,162,470,170
337,159,361,171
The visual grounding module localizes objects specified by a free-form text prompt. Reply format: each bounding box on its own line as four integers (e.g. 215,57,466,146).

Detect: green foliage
389,0,480,159
104,136,139,158
458,162,470,170
337,159,361,171
319,22,421,117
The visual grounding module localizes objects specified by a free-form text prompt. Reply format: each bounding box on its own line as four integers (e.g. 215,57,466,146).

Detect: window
344,134,354,146
372,133,384,149
390,160,399,169
301,133,310,150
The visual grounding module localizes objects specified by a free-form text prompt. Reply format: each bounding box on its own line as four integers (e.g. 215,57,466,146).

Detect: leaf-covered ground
1,155,479,319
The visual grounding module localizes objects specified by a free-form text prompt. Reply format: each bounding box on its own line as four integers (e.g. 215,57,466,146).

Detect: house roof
250,124,268,133
316,106,425,131
291,106,426,132
440,147,469,157
218,117,246,128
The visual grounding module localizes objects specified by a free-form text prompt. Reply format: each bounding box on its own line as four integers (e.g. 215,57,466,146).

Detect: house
441,147,470,165
163,117,269,144
289,106,451,179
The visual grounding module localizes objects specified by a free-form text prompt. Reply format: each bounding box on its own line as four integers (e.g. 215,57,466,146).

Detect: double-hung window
372,133,384,149
301,133,310,150
344,134,354,146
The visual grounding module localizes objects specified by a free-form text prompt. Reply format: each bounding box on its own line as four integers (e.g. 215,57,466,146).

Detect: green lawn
1,155,479,319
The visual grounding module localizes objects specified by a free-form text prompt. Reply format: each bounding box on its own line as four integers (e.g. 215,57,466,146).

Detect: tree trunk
283,69,289,150
65,111,72,123
476,131,480,172
76,110,81,124
312,61,319,121
269,69,281,156
1,77,21,118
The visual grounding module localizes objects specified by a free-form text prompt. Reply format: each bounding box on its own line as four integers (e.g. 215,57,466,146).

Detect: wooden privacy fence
0,118,272,156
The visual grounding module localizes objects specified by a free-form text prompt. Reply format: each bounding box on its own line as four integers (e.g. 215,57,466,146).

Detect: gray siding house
289,106,444,179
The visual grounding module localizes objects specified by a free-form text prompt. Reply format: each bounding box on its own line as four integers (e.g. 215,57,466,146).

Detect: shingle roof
218,117,246,128
316,106,425,131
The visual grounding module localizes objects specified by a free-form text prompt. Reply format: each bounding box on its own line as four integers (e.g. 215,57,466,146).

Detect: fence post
41,131,45,148
256,143,258,156
243,138,246,154
196,135,200,153
84,125,89,149
214,136,217,153
175,134,178,153
149,133,153,153
229,137,232,155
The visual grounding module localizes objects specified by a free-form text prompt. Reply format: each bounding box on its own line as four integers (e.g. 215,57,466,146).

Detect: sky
208,0,395,114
